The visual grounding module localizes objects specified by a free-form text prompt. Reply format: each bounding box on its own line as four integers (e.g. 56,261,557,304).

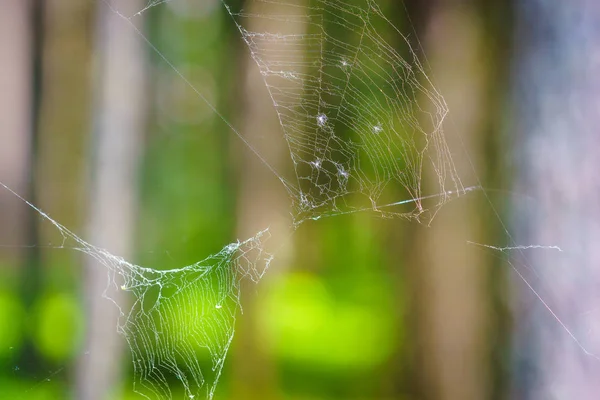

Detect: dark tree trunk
409,1,493,399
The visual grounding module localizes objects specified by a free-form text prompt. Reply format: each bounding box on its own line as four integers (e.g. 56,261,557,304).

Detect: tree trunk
512,1,600,398
0,0,32,260
76,2,147,399
230,0,298,396
410,1,491,399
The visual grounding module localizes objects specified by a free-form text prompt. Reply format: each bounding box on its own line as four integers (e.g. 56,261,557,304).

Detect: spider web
1,0,470,399
224,0,464,225
0,182,272,399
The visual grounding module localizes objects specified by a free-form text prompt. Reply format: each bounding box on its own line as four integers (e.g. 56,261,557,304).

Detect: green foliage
0,291,24,359
31,292,83,363
0,379,62,400
258,271,396,371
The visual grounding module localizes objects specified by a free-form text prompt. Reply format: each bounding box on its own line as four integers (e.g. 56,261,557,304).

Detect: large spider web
1,0,470,399
224,0,464,224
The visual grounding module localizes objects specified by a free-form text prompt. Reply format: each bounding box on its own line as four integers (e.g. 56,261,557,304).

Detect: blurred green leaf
258,271,395,371
31,292,83,363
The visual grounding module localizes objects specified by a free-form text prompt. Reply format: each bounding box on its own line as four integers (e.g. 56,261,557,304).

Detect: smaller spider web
0,182,272,400
115,229,272,399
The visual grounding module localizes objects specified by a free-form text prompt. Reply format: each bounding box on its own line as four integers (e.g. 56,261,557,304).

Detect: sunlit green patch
30,292,84,363
258,272,395,371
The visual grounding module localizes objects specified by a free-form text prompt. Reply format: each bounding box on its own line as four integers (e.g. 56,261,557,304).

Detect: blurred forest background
1,0,599,399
